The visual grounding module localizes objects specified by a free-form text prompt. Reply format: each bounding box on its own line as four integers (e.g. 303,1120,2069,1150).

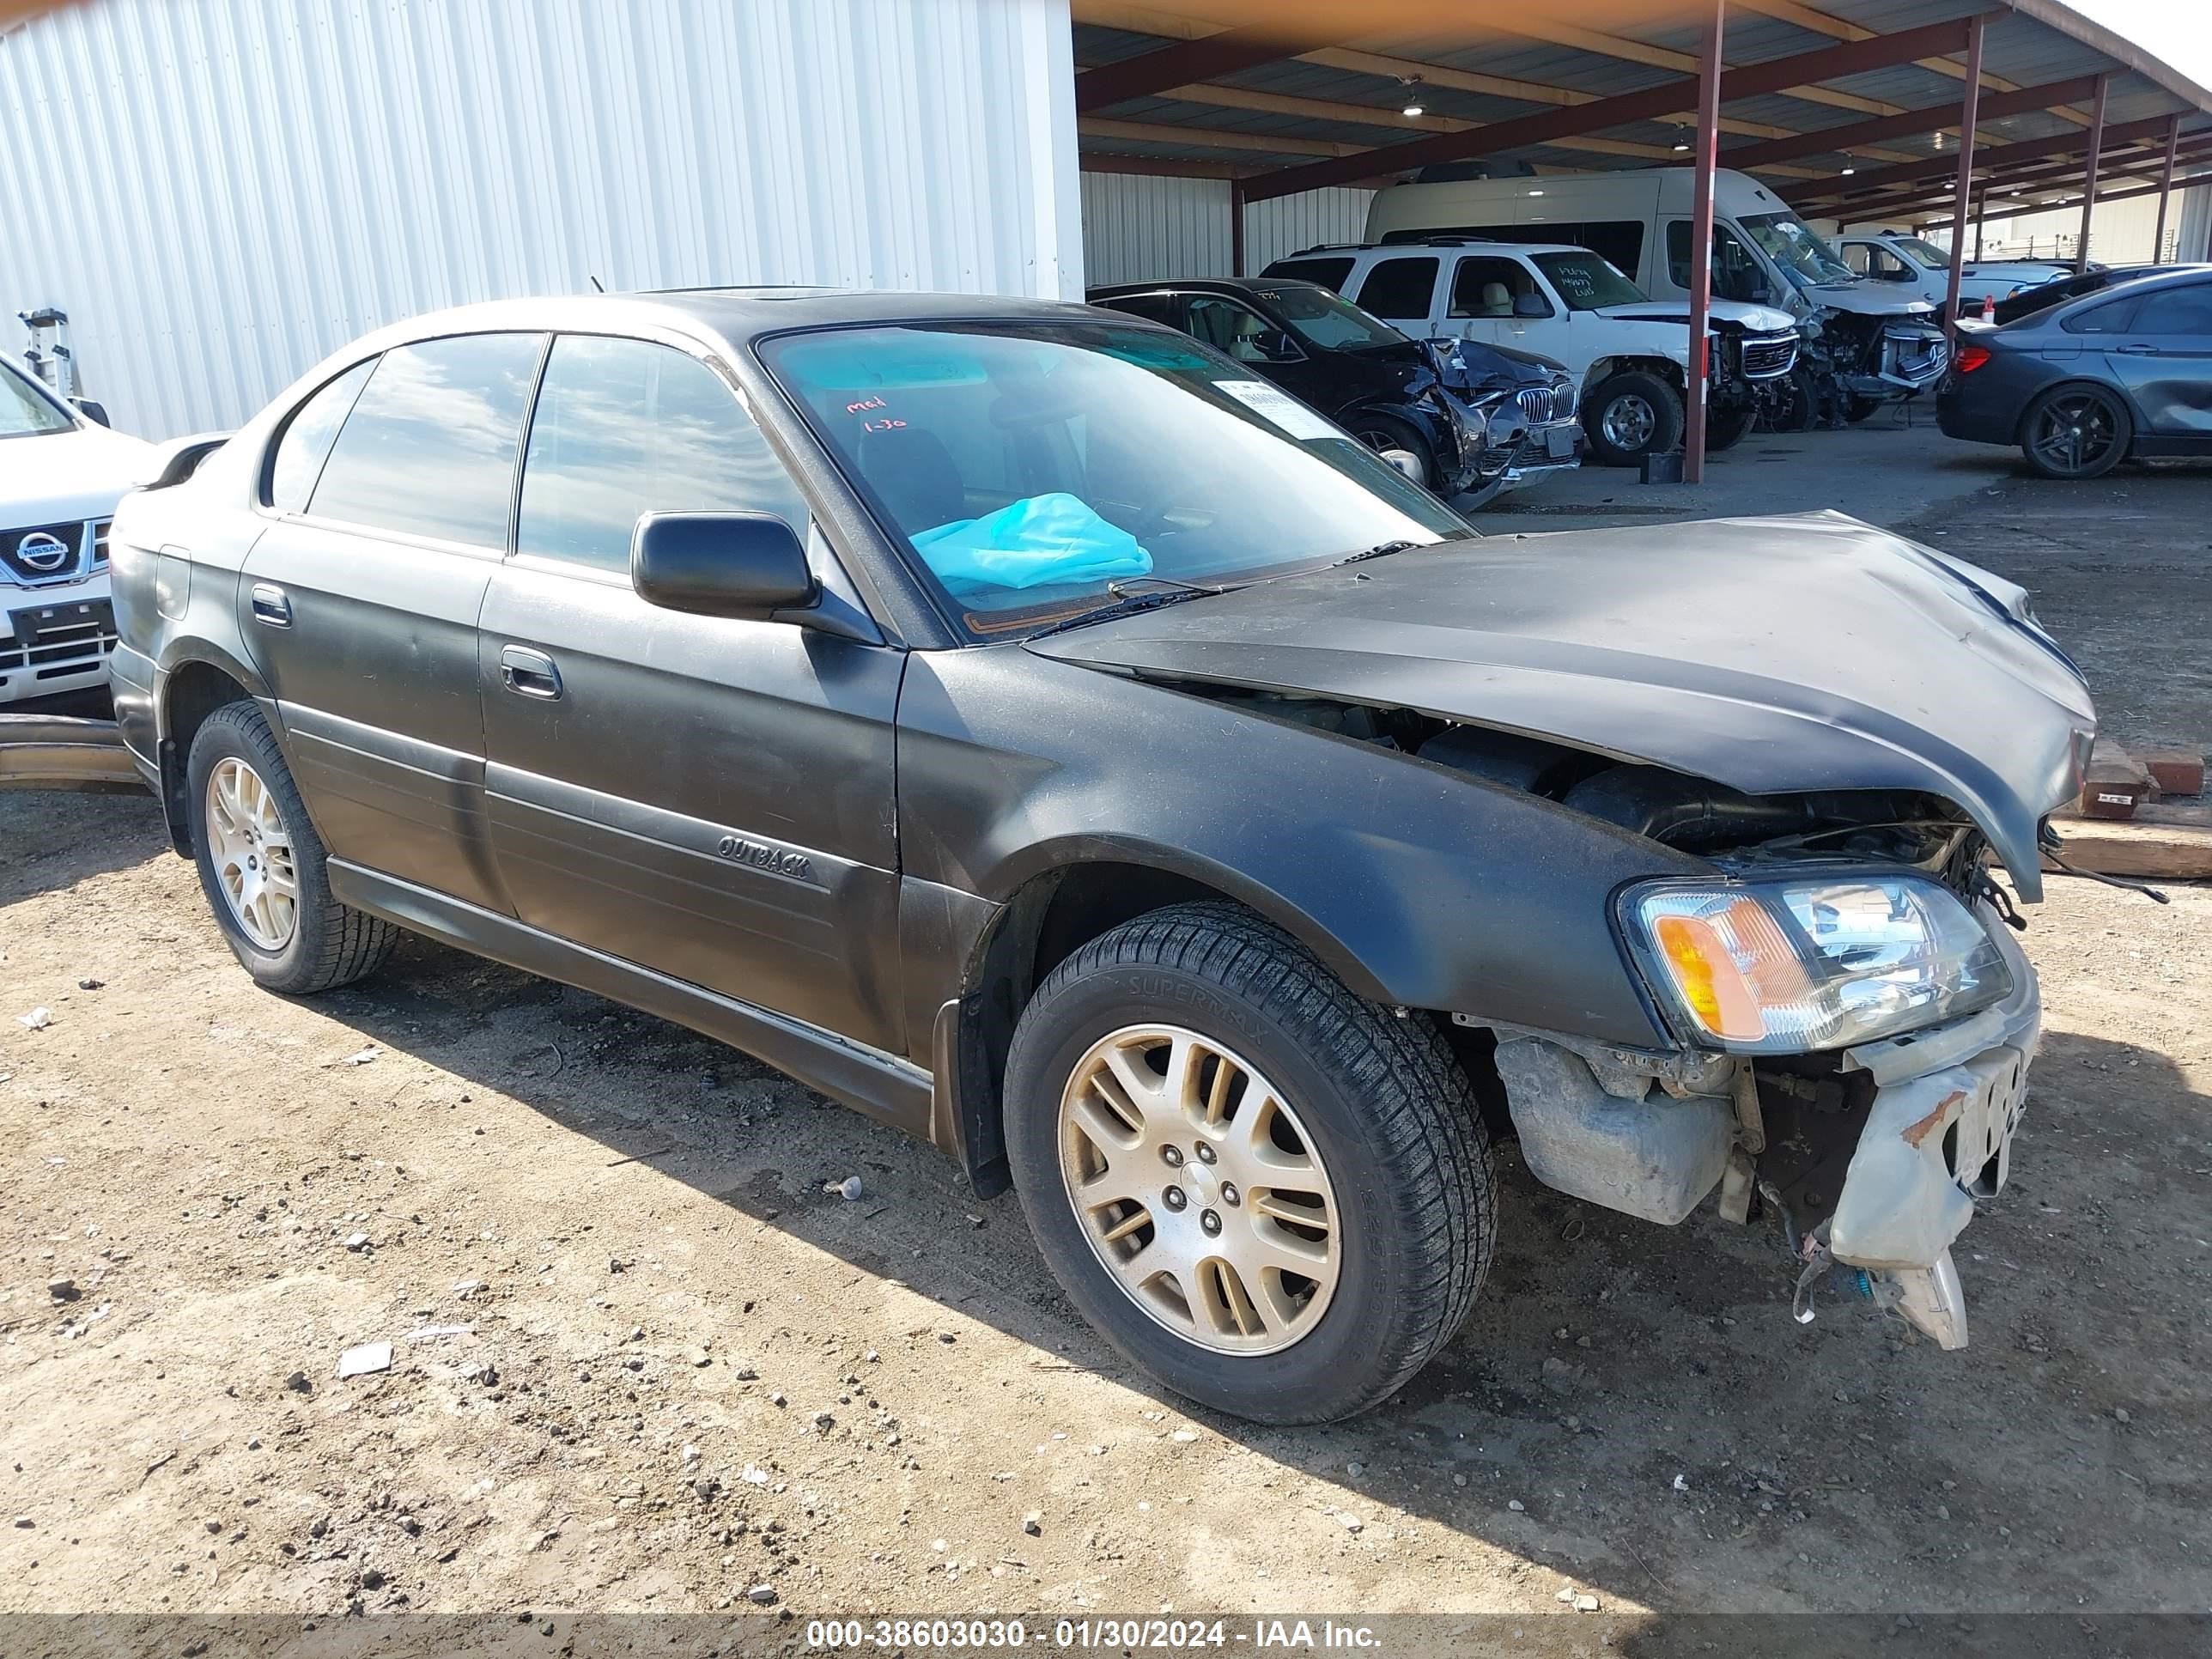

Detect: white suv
1265,239,1799,466
1,354,152,708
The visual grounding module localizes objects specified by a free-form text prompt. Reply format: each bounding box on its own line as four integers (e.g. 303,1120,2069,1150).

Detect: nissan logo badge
15,531,71,573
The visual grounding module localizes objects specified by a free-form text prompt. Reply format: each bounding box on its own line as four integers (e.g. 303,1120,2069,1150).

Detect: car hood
1029,512,2094,898
1596,299,1797,332
0,422,158,524
1805,281,1938,320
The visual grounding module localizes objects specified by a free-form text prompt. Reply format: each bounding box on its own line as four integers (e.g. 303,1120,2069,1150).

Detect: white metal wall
0,0,1084,438
1081,172,1373,287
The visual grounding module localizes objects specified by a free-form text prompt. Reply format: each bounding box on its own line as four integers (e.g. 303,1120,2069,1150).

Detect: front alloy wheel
205,757,300,950
1003,901,1497,1424
1060,1024,1340,1355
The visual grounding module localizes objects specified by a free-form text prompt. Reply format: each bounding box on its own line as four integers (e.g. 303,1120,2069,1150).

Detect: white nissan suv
1,353,152,708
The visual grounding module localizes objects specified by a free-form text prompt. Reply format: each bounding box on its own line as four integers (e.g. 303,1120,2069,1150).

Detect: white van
1364,167,1949,422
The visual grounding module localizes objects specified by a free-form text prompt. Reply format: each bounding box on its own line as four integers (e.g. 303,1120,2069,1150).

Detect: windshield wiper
1334,539,1416,567
1024,581,1222,642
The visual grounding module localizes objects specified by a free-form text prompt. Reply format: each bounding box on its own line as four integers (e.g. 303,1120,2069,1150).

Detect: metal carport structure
1071,0,2212,478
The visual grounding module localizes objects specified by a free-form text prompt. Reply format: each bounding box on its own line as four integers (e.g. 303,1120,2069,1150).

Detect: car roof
1088,276,1326,300
1318,241,1583,259
2007,263,2212,326
335,288,1130,360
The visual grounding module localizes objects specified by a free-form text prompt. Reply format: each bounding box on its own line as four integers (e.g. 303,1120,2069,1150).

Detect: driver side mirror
631,512,818,621
71,398,111,428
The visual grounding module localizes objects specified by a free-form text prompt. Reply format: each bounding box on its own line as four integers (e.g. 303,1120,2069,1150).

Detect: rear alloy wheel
187,701,398,995
1583,371,1684,466
1004,901,1496,1424
2021,384,2131,480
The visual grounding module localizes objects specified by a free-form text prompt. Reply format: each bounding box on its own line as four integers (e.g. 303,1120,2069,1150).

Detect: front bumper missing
1488,902,2039,1351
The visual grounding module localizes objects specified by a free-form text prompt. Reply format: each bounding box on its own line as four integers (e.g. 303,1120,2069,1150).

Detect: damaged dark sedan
91,290,2094,1424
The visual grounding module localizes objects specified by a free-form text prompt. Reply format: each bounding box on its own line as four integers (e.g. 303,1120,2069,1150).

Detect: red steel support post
2076,76,2108,272
1683,0,1725,484
2154,114,2181,261
1942,17,1984,343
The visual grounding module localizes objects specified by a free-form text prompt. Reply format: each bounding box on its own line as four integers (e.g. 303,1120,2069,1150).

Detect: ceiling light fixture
1672,125,1690,153
1528,188,1545,197
1841,166,1856,176
1399,77,1425,118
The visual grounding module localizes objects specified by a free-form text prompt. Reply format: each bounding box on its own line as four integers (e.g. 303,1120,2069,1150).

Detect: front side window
1095,292,1183,329
1355,257,1441,323
0,360,75,439
1256,285,1407,352
1667,221,1771,304
1737,211,1856,288
266,360,374,511
307,332,545,548
1530,251,1642,311
1183,297,1301,364
2131,283,2212,336
516,335,807,575
1895,236,1953,270
760,322,1468,634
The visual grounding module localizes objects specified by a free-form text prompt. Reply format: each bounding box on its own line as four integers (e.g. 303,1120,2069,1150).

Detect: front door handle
499,643,562,700
250,582,292,627
2113,343,2159,356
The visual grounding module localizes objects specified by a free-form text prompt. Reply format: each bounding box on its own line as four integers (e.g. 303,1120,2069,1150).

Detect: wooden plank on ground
2046,800,2212,881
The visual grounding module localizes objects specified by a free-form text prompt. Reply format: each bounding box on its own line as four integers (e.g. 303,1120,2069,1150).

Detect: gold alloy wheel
204,757,300,951
1057,1024,1340,1355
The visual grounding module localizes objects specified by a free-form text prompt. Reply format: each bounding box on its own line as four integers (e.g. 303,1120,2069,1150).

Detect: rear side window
308,332,545,548
2132,284,2212,335
1449,257,1545,318
266,360,374,512
1095,292,1185,328
1355,256,1439,323
2063,297,2139,335
1575,220,1645,278
1263,257,1354,293
516,335,808,576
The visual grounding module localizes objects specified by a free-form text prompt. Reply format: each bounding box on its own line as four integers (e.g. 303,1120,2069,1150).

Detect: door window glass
1096,293,1183,328
1575,220,1645,278
1260,256,1354,292
1354,257,1440,322
308,333,544,548
1449,257,1547,319
1666,221,1770,303
266,360,374,511
517,335,809,576
2131,284,2212,335
1184,297,1300,363
2063,296,2141,335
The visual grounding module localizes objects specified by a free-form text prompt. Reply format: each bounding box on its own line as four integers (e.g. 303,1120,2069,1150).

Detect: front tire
1002,902,1496,1424
1704,403,1757,453
1351,414,1435,492
187,702,398,995
1583,371,1684,466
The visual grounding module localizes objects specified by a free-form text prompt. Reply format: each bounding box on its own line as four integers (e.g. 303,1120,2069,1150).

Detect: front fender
896,647,1705,1048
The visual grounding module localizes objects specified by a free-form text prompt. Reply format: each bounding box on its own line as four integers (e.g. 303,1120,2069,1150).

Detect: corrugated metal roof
1073,1,2212,191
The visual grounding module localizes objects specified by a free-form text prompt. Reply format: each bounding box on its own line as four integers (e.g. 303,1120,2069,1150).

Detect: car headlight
1620,876,2010,1053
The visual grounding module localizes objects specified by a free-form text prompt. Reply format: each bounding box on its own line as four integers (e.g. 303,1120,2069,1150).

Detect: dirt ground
4,457,2211,1644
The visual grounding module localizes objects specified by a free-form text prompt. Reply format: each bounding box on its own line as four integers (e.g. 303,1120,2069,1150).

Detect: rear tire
1002,902,1496,1425
187,702,398,995
1583,371,1684,466
2019,383,2131,480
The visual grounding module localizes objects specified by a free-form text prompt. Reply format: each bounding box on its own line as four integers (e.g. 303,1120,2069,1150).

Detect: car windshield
1894,236,1952,270
1256,284,1407,351
0,361,76,439
1530,250,1644,310
762,321,1470,635
1739,211,1858,288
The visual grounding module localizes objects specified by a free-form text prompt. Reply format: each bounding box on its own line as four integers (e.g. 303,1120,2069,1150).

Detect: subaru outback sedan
93,291,2092,1423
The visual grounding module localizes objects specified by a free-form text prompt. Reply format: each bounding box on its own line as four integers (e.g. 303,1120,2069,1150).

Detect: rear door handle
499,643,562,700
250,582,291,627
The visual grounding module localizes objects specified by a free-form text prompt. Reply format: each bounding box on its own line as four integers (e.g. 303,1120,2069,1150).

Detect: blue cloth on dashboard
913,493,1152,596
